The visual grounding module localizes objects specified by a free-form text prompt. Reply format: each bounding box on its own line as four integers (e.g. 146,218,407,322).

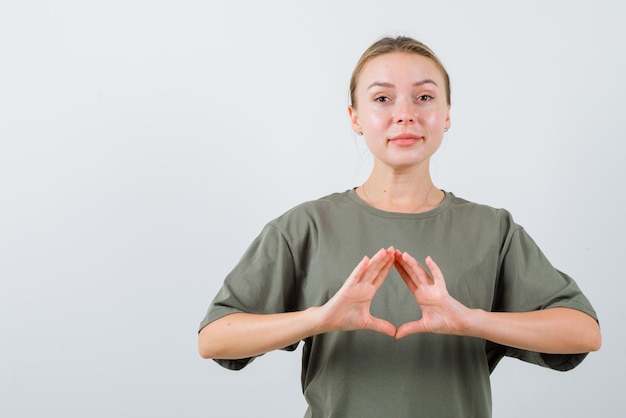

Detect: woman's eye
417,95,433,102
374,96,390,103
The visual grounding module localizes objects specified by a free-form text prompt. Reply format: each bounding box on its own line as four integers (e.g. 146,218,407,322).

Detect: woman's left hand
393,251,471,339
392,250,601,352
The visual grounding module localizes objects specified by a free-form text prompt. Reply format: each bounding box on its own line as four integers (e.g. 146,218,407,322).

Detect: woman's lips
389,133,423,146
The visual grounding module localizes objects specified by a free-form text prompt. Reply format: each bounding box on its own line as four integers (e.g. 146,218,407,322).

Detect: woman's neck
357,164,444,213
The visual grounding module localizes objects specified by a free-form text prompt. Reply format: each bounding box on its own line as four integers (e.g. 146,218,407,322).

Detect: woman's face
349,52,451,172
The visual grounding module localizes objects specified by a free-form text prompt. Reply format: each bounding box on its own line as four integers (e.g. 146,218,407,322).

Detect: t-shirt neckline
346,188,453,219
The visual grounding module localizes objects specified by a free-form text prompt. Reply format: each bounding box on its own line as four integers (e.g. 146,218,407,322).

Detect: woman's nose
395,99,415,124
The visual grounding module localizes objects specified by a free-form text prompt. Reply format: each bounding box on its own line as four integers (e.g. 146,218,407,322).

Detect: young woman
198,36,601,417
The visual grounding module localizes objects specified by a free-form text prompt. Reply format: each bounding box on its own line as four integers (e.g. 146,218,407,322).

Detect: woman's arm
466,306,601,354
393,251,601,353
198,247,398,360
198,309,324,360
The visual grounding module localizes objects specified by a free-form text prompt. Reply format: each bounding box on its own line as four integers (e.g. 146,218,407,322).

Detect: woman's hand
392,250,601,352
393,251,471,339
318,247,397,337
199,248,398,360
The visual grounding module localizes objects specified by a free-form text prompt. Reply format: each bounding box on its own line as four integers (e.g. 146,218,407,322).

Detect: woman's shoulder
271,190,355,222
257,190,356,244
447,192,511,214
445,192,518,229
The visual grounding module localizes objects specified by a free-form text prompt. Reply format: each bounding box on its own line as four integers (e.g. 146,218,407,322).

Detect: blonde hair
349,36,451,108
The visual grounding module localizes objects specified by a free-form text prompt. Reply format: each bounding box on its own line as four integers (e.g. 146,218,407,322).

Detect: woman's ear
348,105,362,135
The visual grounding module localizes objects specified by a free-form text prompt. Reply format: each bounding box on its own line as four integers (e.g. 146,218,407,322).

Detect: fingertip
425,256,439,269
376,248,388,257
371,320,397,338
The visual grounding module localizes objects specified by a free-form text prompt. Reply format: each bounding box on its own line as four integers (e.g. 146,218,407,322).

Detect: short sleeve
486,226,598,372
198,223,300,370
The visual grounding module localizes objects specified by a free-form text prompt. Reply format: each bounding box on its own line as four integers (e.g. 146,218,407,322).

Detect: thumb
366,317,397,338
395,320,426,339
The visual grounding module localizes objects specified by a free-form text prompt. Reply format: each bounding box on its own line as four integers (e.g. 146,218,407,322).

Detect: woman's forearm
199,306,601,360
467,307,601,354
198,308,326,360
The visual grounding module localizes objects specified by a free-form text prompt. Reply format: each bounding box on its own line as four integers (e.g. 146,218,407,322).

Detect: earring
444,128,449,132
357,131,363,136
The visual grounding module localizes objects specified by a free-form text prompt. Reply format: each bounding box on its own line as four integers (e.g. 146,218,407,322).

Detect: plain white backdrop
1,1,624,417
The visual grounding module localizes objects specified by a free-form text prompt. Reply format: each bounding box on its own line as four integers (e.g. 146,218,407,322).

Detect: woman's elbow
578,312,602,353
198,325,219,359
198,342,213,359
587,324,602,352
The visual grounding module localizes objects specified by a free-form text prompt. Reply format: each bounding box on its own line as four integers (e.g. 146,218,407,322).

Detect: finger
425,256,445,285
415,262,435,286
393,256,410,281
396,250,429,290
367,317,397,338
395,320,427,339
347,255,370,284
393,250,412,278
401,252,432,287
361,248,392,284
352,248,389,285
368,248,390,270
394,250,415,275
394,251,418,293
371,253,395,287
371,247,389,261
405,253,438,286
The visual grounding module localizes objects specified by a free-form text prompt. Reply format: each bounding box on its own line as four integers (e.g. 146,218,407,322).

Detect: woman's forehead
358,52,444,87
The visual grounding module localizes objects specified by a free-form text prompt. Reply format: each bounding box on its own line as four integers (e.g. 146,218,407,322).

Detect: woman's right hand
199,247,397,360
317,247,397,337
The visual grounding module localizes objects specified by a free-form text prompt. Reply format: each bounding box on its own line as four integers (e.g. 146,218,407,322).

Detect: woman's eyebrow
367,79,439,90
414,79,438,87
367,81,395,89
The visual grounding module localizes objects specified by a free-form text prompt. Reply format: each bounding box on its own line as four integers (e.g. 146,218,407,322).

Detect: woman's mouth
389,133,423,147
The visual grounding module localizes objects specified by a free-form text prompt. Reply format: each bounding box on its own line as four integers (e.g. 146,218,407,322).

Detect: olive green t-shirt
200,190,597,418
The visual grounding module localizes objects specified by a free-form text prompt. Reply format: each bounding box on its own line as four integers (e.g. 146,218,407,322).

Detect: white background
1,1,624,417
